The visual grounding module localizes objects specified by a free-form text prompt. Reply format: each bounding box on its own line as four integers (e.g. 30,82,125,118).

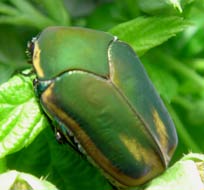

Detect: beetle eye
26,37,37,64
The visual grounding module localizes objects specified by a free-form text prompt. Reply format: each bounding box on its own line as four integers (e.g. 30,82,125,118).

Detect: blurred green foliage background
0,0,204,189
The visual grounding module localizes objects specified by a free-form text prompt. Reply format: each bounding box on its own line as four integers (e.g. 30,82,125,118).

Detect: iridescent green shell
31,27,177,188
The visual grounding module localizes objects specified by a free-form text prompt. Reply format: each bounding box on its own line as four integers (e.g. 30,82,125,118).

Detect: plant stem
166,104,202,153
160,53,204,88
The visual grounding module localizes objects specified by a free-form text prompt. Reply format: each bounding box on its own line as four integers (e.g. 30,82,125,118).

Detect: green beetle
28,26,177,189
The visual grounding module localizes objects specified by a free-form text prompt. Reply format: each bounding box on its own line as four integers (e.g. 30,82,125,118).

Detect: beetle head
26,37,37,64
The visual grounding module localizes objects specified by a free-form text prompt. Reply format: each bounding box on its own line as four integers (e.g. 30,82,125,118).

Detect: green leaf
0,170,58,190
33,0,70,26
6,128,112,190
0,73,48,158
168,0,182,12
0,64,15,85
0,158,7,173
0,0,56,29
109,16,188,56
138,0,183,15
0,26,28,84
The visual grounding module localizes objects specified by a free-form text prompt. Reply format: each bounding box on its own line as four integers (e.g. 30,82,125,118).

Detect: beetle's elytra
28,26,177,188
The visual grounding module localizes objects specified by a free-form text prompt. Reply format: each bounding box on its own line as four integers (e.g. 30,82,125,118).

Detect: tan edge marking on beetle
107,37,117,81
152,108,169,165
33,42,44,77
41,83,155,187
119,134,164,173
